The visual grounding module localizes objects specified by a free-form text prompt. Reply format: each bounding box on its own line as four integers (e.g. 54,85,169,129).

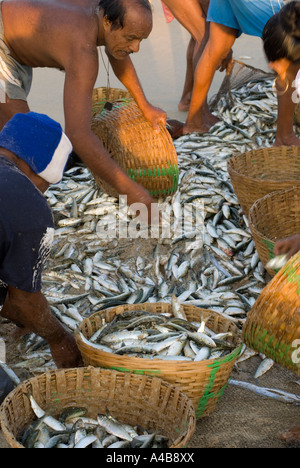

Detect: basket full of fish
243,253,300,376
227,146,300,217
75,300,243,419
0,367,196,449
249,186,300,276
91,89,179,199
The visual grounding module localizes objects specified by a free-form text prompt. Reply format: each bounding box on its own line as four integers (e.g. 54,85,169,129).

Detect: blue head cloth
0,112,73,184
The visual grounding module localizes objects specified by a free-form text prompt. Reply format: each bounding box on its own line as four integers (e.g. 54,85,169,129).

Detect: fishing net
209,59,275,111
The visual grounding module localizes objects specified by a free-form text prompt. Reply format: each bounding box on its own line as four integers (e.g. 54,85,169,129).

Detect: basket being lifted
91,87,179,199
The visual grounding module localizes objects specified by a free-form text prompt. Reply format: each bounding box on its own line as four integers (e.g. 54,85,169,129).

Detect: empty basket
91,88,179,199
249,187,300,276
227,146,300,217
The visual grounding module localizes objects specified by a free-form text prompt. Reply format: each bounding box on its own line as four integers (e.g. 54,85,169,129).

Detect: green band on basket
243,324,298,371
282,258,300,294
127,164,179,196
102,364,162,376
262,238,275,259
195,345,243,418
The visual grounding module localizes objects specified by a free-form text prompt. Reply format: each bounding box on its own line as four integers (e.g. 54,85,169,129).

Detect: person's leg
178,37,196,112
162,0,211,115
162,0,207,43
184,22,237,134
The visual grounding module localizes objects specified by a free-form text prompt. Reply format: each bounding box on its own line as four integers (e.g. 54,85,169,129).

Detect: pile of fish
9,78,296,380
21,395,169,448
79,302,237,361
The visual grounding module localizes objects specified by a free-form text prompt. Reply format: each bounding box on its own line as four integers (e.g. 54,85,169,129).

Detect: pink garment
161,1,175,23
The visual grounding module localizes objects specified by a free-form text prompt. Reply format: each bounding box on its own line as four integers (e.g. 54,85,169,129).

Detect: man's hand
1,288,83,369
126,182,160,225
141,103,167,134
217,49,233,72
274,234,300,259
49,334,83,369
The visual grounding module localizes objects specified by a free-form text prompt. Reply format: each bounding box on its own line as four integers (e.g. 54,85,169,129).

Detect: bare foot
178,95,191,113
207,112,220,127
274,132,300,147
183,112,220,135
278,426,300,443
183,122,210,135
183,107,220,135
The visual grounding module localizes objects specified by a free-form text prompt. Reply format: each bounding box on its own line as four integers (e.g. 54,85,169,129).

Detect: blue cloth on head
0,112,72,184
207,0,285,38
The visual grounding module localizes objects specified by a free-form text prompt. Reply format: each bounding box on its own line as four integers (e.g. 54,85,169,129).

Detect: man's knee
198,0,210,16
206,23,237,59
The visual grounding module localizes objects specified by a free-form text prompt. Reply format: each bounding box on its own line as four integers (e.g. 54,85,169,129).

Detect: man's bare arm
106,50,166,131
62,49,155,209
1,287,82,368
106,50,149,109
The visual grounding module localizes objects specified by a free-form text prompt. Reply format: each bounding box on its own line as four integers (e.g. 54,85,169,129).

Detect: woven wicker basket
242,253,300,376
249,187,300,276
227,146,300,217
91,87,179,199
74,303,243,419
92,87,132,117
0,367,196,449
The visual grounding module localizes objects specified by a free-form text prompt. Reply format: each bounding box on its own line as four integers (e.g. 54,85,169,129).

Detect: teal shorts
207,0,285,37
0,2,32,102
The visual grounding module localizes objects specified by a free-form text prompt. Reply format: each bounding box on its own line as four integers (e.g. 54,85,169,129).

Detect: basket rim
249,186,300,238
75,303,243,367
227,145,300,184
0,366,196,449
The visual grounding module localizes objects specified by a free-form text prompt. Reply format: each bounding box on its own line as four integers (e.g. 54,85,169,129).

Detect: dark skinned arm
274,235,300,259
106,50,167,133
62,46,155,217
1,287,82,369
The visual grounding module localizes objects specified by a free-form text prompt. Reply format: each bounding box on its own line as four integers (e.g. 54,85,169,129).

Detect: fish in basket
0,367,196,448
74,301,243,419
